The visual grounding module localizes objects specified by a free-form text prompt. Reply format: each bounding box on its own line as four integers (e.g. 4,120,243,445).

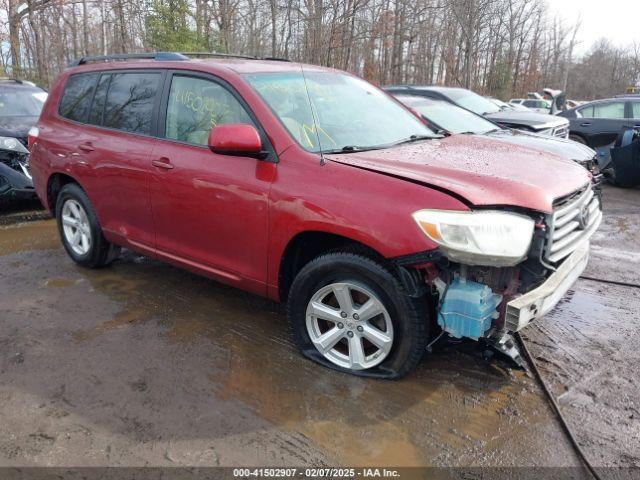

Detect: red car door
148,72,275,295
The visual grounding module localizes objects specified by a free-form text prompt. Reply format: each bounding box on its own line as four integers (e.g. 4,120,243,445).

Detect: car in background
510,98,551,114
394,94,601,181
487,97,531,112
385,86,569,138
566,100,584,109
557,96,640,166
0,78,47,204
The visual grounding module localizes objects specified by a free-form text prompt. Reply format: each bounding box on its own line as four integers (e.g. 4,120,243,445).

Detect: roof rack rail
182,52,291,62
262,57,291,62
181,51,256,60
67,52,189,67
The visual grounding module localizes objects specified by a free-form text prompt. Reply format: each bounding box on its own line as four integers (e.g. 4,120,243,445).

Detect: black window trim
628,100,640,121
157,69,278,163
56,69,167,139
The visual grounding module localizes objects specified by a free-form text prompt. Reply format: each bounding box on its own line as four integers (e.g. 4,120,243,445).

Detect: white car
487,97,531,112
510,98,551,114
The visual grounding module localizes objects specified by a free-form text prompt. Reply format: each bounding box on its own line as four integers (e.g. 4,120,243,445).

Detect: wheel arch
569,132,588,145
46,172,82,211
277,230,386,302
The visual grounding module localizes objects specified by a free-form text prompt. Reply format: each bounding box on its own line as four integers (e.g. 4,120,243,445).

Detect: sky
547,0,639,55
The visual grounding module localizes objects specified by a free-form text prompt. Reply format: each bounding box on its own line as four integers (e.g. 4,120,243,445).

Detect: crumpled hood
326,135,591,214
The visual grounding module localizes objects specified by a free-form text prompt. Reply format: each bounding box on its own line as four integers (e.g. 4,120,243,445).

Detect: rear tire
55,183,120,268
569,134,587,145
287,252,428,379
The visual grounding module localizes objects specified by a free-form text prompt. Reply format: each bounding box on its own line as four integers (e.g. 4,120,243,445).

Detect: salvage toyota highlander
29,53,602,378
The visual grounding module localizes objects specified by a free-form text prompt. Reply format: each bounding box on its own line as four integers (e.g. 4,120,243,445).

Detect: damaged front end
404,183,602,364
0,136,35,202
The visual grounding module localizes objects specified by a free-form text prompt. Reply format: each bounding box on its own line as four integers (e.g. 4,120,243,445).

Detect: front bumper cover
505,243,589,332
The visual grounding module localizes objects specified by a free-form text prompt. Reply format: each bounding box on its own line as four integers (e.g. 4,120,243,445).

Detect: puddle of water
0,220,59,256
45,278,76,288
64,254,554,466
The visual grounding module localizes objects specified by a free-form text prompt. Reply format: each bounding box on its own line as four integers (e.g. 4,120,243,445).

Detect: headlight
412,209,535,266
0,136,28,154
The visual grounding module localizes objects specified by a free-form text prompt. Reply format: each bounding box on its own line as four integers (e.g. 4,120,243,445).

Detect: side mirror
208,123,264,158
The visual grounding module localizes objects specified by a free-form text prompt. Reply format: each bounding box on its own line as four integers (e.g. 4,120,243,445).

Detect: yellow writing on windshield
301,123,337,149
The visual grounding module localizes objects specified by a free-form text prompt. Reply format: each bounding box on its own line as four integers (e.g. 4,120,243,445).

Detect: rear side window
59,73,99,122
103,72,161,135
631,102,640,119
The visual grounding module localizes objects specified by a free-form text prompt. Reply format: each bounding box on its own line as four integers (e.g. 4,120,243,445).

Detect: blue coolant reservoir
438,278,503,340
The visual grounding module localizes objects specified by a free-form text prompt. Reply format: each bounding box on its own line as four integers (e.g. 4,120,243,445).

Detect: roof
65,52,337,76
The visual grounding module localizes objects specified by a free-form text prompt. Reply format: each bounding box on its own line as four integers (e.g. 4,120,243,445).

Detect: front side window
245,71,436,153
103,72,161,135
165,75,254,146
631,102,640,119
59,74,99,122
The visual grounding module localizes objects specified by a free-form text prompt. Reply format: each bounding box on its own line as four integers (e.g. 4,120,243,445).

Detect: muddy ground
0,186,638,472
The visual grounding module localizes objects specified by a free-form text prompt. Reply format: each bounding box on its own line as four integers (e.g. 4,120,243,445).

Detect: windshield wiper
323,133,439,154
391,134,440,147
322,145,384,154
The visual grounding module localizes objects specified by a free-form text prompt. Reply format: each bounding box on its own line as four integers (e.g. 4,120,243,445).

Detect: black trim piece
390,249,441,267
395,266,429,298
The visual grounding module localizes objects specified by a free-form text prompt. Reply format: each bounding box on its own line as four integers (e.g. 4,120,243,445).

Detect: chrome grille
553,125,569,138
545,185,602,264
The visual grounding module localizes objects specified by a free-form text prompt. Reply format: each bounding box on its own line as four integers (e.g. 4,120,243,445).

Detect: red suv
30,53,601,378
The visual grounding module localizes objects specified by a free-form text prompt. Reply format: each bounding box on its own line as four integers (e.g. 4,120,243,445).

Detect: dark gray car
0,79,46,204
385,85,570,138
393,94,600,178
557,97,640,165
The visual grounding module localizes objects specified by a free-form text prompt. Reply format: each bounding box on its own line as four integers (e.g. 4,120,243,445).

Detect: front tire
287,252,428,379
55,183,120,268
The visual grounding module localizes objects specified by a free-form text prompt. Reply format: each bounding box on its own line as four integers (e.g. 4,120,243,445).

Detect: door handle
580,122,591,127
78,142,95,152
152,158,174,170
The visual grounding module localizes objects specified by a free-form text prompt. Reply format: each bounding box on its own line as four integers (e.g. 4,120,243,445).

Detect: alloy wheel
61,199,92,256
305,281,394,370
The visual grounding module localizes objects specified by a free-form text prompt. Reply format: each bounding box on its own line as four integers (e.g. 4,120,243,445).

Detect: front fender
266,154,468,299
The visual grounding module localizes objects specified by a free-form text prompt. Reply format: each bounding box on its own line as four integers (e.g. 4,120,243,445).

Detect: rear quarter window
58,73,99,122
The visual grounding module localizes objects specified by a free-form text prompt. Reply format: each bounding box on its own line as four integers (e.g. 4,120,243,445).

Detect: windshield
403,98,499,134
445,89,500,115
245,71,436,153
0,88,47,117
